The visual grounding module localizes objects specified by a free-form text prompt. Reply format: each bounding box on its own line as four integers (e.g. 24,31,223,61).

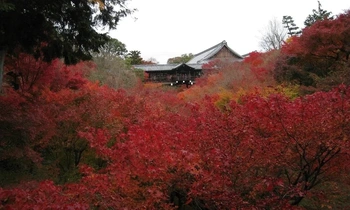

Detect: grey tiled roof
187,40,243,64
133,63,202,72
133,64,178,72
187,63,202,70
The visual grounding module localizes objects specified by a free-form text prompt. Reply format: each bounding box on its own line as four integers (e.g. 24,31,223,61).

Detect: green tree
282,16,301,36
91,57,140,89
90,38,140,89
304,1,333,27
167,53,194,64
95,36,128,58
125,50,143,65
0,0,133,91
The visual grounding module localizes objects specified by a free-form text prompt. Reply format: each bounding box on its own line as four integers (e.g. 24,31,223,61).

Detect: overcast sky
109,0,349,64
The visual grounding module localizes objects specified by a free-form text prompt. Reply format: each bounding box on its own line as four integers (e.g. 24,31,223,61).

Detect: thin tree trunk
0,47,6,93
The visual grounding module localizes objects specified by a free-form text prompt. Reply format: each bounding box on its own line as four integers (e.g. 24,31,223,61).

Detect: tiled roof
133,40,242,72
133,63,202,72
133,64,179,72
187,40,243,64
187,63,202,70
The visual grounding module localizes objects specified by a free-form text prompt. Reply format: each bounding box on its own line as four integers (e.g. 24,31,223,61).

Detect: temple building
134,40,243,85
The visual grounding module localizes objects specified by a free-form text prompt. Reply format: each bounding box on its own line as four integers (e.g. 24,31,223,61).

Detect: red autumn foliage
4,53,95,93
1,34,350,209
0,181,89,209
243,50,279,83
282,11,350,62
2,82,350,209
275,10,350,92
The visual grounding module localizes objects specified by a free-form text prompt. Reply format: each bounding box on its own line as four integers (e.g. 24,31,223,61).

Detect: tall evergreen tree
304,1,333,27
282,16,301,37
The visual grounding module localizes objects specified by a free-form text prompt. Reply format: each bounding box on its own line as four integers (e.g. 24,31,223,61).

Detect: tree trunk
0,47,6,93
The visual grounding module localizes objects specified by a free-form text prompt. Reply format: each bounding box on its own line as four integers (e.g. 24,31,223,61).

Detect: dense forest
1,1,350,209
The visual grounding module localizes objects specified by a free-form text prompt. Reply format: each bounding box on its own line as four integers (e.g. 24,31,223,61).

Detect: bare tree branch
259,18,287,51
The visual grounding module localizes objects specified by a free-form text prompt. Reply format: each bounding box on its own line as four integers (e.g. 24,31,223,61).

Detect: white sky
109,0,349,64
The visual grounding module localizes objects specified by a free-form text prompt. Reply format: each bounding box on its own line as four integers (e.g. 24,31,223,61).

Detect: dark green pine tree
304,1,333,27
282,16,301,37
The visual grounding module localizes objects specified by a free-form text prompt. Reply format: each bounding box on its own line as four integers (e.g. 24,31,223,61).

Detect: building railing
144,75,199,83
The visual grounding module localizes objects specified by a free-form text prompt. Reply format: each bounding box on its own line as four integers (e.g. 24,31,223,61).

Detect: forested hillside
1,1,350,209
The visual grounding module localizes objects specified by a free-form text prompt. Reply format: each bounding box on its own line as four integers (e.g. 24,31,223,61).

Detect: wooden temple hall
133,40,244,86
